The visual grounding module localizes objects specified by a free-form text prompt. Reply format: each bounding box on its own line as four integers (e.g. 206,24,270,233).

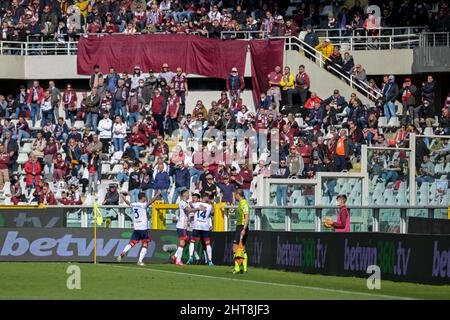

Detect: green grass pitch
0,262,449,300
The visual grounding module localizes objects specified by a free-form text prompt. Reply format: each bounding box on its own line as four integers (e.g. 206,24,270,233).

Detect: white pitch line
101,264,416,300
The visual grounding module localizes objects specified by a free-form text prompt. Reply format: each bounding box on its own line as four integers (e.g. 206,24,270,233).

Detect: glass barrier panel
321,178,362,206
416,136,449,207
268,183,315,207
261,208,286,231
66,208,83,227
291,208,315,231
225,208,255,231
87,207,121,228
379,208,400,233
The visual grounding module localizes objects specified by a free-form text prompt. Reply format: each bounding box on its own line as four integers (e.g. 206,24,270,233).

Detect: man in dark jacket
171,162,190,203
3,130,18,175
103,183,119,205
226,67,245,101
382,75,399,124
153,163,170,203
303,25,319,61
421,75,436,106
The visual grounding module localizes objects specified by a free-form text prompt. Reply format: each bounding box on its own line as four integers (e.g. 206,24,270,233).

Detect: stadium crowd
0,57,449,207
0,0,448,42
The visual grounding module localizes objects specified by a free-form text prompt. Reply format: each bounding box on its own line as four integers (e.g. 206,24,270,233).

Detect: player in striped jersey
172,189,206,266
117,191,160,266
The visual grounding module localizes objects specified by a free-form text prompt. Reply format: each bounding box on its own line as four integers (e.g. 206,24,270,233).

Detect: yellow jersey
237,199,250,226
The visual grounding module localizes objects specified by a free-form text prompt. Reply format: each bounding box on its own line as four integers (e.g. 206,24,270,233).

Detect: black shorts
233,225,249,246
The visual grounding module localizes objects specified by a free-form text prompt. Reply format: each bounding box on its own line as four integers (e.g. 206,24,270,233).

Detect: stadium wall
0,227,448,285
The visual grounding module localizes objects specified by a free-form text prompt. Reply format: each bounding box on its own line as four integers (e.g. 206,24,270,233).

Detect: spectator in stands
27,80,44,127
38,183,57,205
171,161,190,204
303,25,319,60
271,159,290,206
98,110,112,154
400,78,417,123
87,150,100,195
153,162,170,203
165,87,180,136
435,106,449,135
325,46,343,75
382,75,399,124
0,144,9,190
103,183,120,205
267,65,282,110
8,177,26,205
226,67,245,101
89,65,103,89
351,63,368,86
415,155,435,186
420,75,436,106
24,153,41,191
111,115,126,152
86,87,101,131
287,145,304,177
334,129,351,171
379,158,402,186
16,116,31,142
315,38,334,62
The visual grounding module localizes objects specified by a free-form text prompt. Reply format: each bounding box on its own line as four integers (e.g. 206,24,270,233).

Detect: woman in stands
112,115,126,152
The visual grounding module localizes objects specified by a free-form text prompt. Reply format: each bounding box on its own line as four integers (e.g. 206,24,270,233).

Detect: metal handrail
280,36,381,100
312,26,426,38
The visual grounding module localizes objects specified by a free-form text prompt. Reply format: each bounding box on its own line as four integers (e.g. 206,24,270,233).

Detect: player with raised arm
187,193,214,266
232,189,250,274
117,190,161,266
172,189,206,266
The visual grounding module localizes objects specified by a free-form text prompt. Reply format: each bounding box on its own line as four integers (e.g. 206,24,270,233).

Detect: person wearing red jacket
304,91,322,110
38,183,57,206
143,114,159,140
0,144,10,190
296,138,312,166
127,125,148,160
239,163,253,200
24,154,41,189
27,80,44,127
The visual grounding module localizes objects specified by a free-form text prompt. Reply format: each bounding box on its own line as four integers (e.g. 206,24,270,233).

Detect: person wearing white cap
131,65,146,90
226,67,245,102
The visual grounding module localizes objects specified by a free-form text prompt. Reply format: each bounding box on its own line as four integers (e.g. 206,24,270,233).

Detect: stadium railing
11,203,447,235
312,26,426,39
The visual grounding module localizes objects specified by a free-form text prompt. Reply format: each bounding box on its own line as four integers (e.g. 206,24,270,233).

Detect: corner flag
93,201,103,226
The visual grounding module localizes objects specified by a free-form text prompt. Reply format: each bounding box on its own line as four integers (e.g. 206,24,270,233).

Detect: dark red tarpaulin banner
249,39,285,105
77,34,248,79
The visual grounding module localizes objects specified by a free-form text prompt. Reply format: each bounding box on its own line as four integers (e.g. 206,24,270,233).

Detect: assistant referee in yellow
232,189,250,274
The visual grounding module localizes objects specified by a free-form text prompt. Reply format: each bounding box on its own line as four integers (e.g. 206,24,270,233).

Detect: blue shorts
177,228,188,240
130,229,151,244
190,229,210,242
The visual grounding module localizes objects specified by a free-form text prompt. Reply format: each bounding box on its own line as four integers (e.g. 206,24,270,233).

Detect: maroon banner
77,34,248,79
249,39,285,105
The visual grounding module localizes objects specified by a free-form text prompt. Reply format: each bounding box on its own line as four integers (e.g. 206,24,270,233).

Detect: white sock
194,249,200,260
206,245,212,262
121,244,132,255
138,247,147,263
189,242,195,258
175,246,184,262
